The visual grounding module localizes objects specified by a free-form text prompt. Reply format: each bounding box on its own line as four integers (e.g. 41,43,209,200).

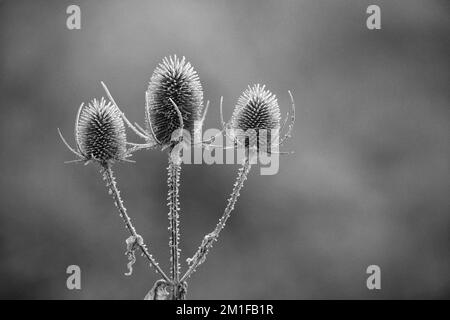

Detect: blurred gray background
0,0,449,299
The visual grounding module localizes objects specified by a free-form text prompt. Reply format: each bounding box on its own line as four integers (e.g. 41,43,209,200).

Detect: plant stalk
101,163,171,283
181,158,252,282
167,155,182,299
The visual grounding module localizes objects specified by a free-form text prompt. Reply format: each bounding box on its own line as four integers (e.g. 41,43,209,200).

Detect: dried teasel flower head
145,55,204,148
229,84,281,151
58,97,129,165
77,98,127,162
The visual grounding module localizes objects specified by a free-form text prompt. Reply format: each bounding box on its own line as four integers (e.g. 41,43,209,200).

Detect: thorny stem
167,155,182,299
101,163,171,283
181,158,252,282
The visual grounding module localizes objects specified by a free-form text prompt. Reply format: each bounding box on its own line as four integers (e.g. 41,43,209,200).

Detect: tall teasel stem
167,154,182,298
101,163,171,283
181,85,285,282
145,55,204,299
182,158,252,281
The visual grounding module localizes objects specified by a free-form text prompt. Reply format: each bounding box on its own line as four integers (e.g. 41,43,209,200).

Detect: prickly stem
181,159,251,281
101,163,171,283
167,155,182,298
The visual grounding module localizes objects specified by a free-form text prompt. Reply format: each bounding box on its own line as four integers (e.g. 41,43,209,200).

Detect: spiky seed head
77,97,127,163
146,55,203,147
230,84,281,151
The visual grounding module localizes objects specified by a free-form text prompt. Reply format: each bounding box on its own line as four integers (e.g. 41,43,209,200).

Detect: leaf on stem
124,234,143,276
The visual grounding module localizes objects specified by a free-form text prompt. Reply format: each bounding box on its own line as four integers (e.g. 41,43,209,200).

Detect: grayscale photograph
0,0,448,303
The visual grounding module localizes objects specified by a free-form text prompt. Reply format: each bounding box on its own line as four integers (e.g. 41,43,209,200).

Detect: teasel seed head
76,97,127,163
230,84,281,151
146,55,204,148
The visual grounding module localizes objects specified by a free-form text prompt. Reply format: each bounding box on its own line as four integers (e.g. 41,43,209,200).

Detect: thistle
143,56,205,299
100,56,209,152
230,84,281,153
59,57,295,300
145,55,204,148
58,98,170,285
182,85,295,281
231,84,281,132
99,57,205,299
57,97,129,165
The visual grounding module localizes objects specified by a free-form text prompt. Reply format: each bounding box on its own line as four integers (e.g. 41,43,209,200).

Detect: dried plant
58,98,170,285
58,55,295,300
183,84,295,281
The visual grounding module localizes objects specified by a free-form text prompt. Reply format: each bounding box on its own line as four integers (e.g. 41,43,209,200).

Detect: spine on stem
101,164,170,282
167,156,182,297
182,159,252,281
